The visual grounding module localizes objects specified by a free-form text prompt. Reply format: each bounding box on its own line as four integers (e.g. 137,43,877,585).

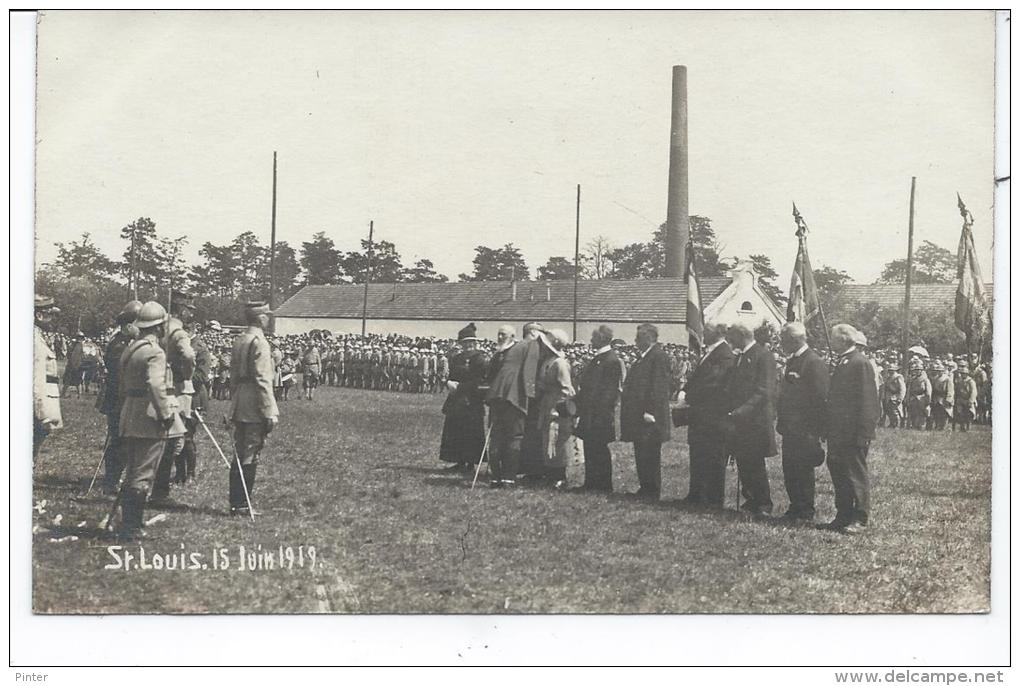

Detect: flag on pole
787,203,822,324
685,227,704,355
954,194,989,342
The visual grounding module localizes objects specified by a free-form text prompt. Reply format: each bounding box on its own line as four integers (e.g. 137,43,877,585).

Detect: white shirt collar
738,340,756,355
594,344,612,356
701,338,724,359
792,343,809,358
639,342,657,359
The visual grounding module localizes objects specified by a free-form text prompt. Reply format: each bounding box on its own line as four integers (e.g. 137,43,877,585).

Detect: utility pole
361,220,374,336
269,151,278,310
573,184,581,342
902,176,917,367
129,227,137,299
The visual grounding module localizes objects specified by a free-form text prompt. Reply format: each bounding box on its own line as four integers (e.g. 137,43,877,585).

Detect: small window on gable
740,301,754,312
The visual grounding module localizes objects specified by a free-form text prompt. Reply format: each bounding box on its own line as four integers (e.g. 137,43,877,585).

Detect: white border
8,9,1011,672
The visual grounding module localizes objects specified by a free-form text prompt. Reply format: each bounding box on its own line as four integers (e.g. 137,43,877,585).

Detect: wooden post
573,184,581,342
361,220,374,336
129,228,137,299
902,176,916,367
269,151,278,310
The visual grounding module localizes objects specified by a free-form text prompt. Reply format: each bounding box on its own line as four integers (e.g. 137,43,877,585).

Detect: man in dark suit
776,321,829,522
724,322,778,517
822,324,881,534
574,324,623,492
680,321,735,508
620,323,672,499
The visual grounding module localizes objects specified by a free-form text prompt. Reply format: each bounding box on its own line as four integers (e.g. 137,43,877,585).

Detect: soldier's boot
118,488,147,540
150,443,178,504
228,461,245,511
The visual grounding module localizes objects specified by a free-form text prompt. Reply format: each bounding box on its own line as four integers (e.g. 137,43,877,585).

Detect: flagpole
572,184,581,342
269,151,278,311
361,220,374,337
902,177,916,368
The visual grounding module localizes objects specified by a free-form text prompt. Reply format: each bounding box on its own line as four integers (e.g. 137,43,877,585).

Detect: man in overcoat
822,324,881,534
681,321,735,508
485,324,540,487
573,324,622,492
723,322,778,517
228,301,280,516
620,323,671,499
776,321,829,521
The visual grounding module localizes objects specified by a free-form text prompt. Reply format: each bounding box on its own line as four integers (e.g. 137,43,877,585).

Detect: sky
34,10,996,287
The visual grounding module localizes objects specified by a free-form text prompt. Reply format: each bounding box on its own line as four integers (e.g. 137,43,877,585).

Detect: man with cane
228,301,280,517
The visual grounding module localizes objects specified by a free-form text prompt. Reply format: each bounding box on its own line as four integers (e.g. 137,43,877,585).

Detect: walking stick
85,433,112,497
194,410,256,523
470,423,494,490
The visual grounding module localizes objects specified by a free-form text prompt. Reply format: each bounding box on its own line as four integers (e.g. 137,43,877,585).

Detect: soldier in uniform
150,291,197,504
97,300,142,492
952,365,977,432
879,362,906,429
228,301,280,516
905,358,931,430
302,341,322,400
928,361,954,431
33,295,63,457
177,313,213,485
115,301,186,539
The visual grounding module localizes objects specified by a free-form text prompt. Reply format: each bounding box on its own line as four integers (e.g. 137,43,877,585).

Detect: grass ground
32,385,991,614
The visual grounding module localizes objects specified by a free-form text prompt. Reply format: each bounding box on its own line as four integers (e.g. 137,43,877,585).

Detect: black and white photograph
13,7,1009,670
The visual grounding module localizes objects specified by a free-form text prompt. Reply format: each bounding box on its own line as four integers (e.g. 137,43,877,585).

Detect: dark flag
787,203,822,324
685,227,704,355
954,194,989,343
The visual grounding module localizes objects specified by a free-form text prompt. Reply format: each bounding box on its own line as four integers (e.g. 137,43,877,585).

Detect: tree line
36,214,965,347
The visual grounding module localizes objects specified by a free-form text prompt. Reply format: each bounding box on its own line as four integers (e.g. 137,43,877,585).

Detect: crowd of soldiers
876,353,991,431
33,288,992,541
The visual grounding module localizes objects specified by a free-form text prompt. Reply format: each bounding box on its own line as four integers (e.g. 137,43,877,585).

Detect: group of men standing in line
34,292,281,539
879,355,988,432
438,318,881,534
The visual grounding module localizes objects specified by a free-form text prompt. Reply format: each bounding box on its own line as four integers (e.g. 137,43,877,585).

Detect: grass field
32,385,991,614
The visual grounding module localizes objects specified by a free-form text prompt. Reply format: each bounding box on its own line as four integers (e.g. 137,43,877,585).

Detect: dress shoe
230,506,261,517
842,521,868,535
634,488,660,501
488,480,503,489
817,519,851,531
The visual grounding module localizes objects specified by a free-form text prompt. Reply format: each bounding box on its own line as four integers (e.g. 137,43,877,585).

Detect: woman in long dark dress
439,323,489,472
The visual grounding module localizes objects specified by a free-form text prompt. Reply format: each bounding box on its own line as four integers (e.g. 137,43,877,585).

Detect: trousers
688,438,728,507
581,439,613,491
121,437,168,495
488,400,525,482
103,413,126,491
633,434,662,495
781,433,818,517
826,441,870,524
732,448,773,512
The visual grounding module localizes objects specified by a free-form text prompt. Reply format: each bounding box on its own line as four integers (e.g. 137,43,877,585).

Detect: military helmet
135,301,168,329
116,300,144,325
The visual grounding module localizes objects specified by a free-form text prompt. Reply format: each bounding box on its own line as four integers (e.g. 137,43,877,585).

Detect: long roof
837,282,994,310
274,277,733,323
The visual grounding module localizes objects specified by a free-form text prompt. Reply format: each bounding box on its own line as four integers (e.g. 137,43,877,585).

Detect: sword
194,410,255,523
470,423,494,490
